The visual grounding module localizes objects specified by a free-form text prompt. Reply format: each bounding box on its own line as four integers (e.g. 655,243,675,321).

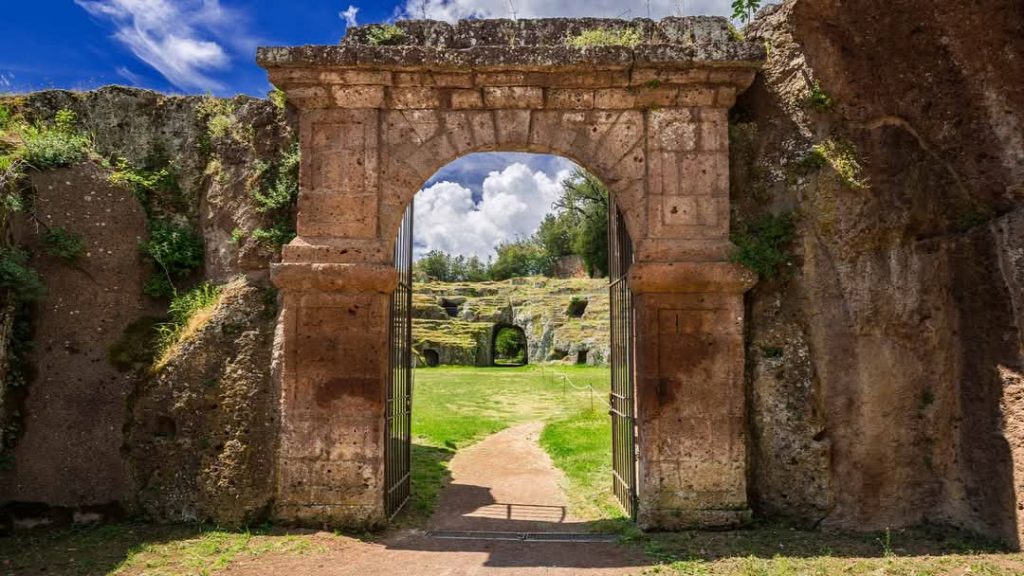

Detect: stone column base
638,508,753,531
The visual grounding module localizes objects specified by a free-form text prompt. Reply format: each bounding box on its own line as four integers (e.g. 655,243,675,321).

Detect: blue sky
0,0,734,259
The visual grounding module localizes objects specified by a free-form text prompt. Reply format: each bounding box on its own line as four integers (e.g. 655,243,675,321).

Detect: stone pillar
271,263,396,527
630,263,756,529
631,101,756,528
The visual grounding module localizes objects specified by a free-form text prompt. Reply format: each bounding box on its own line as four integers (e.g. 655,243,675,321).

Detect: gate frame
260,16,763,530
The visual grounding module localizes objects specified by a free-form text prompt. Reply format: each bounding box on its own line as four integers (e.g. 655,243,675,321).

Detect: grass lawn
404,364,620,524
638,523,1024,575
0,523,338,576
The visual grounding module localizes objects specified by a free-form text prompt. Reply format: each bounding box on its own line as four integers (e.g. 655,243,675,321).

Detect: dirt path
428,422,589,533
223,423,647,575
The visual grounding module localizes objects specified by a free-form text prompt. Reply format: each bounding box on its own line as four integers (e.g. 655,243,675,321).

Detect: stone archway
259,17,763,530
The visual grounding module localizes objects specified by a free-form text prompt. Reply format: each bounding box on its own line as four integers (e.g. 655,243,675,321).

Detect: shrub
730,212,796,279
807,80,834,111
154,282,223,358
20,109,91,169
250,221,295,248
43,226,85,261
0,248,44,301
365,24,406,46
268,88,287,109
139,221,204,298
108,158,175,210
567,27,643,48
0,105,11,131
253,144,299,213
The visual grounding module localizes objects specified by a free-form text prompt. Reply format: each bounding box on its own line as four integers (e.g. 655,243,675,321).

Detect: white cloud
398,0,734,21
414,162,571,260
0,72,12,89
115,66,144,86
340,5,360,27
75,0,246,92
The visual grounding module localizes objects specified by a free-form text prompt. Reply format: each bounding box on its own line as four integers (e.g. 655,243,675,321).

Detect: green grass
0,523,333,576
406,364,614,524
639,523,1020,575
541,408,627,525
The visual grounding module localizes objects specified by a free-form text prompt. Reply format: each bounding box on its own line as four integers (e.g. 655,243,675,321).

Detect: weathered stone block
297,191,378,238
331,85,385,108
450,89,485,109
388,87,442,109
547,89,595,109
482,87,543,109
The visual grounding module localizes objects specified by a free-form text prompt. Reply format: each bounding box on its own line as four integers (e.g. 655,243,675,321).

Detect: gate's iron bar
385,201,414,519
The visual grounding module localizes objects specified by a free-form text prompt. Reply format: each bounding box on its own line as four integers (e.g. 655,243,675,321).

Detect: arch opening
492,324,528,367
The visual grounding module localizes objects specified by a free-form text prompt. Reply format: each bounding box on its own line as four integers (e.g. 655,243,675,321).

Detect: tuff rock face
0,0,1022,544
736,0,1024,544
125,278,278,525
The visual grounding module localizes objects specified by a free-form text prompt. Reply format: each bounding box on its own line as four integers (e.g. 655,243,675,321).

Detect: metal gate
385,202,414,519
609,204,638,519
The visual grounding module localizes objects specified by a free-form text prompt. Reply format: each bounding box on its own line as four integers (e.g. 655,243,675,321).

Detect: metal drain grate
427,530,620,543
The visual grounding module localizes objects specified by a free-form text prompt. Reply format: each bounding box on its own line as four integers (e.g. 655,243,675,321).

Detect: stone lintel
271,262,398,293
629,262,757,294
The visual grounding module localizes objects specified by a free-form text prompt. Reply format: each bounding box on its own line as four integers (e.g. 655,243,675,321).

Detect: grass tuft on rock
567,27,644,48
154,282,224,367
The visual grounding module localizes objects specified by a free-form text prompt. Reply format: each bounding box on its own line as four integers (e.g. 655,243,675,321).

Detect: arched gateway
258,17,764,530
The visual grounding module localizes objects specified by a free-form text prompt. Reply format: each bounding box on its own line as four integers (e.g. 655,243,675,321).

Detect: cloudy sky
0,0,737,259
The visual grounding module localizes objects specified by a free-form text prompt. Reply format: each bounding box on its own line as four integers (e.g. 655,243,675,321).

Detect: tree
415,249,453,281
536,213,573,259
489,239,552,280
555,169,610,277
731,0,761,25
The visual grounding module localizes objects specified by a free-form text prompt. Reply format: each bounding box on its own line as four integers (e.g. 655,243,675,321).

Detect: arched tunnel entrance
492,324,528,367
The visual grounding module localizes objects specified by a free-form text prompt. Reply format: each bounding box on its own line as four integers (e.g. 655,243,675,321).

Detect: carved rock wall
738,0,1024,545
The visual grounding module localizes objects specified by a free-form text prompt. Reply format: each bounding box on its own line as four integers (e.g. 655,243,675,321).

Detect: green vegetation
489,238,552,280
541,409,624,522
139,220,205,298
365,24,406,46
0,247,44,301
807,79,835,111
42,225,85,261
19,108,91,169
731,0,762,25
268,87,287,109
0,523,329,576
108,158,177,212
730,212,797,279
0,104,12,130
409,365,617,522
806,139,869,189
247,143,299,248
196,97,240,149
414,250,490,282
642,523,1014,575
493,326,526,365
567,27,644,48
154,282,223,361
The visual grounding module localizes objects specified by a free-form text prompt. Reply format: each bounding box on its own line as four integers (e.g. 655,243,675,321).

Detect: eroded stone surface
260,17,763,529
